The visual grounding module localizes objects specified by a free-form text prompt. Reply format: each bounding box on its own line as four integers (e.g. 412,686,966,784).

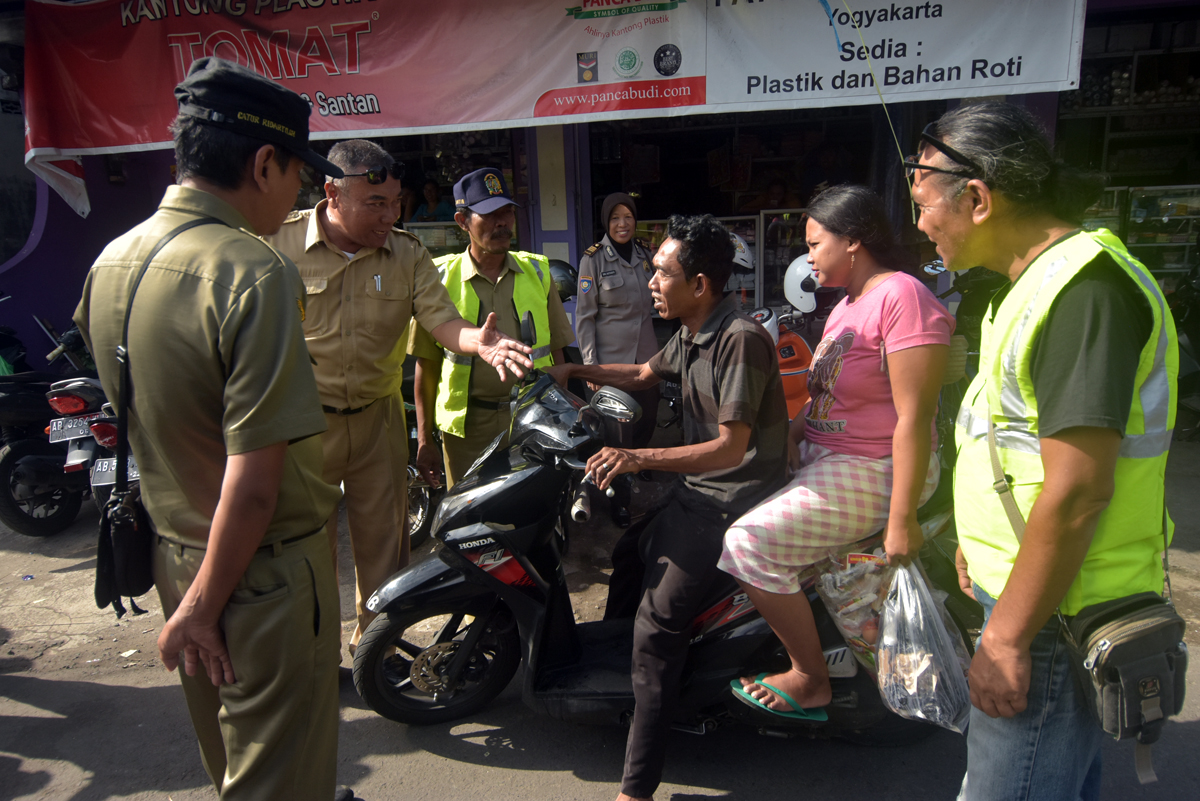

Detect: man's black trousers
604,491,730,798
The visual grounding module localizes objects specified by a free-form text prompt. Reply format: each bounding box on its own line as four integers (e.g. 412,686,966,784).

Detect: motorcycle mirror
520,311,535,348
589,386,642,424
922,259,946,276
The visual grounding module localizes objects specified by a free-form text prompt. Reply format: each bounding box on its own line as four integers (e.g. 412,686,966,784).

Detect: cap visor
466,196,520,215
298,150,344,179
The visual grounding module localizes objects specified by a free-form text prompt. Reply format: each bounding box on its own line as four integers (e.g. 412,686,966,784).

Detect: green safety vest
433,249,556,438
954,229,1177,615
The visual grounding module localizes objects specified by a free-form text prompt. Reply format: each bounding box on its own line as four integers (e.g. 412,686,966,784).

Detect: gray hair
926,102,1104,224
326,139,392,190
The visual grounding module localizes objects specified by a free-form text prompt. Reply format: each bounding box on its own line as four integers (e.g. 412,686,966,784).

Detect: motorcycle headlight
430,471,521,534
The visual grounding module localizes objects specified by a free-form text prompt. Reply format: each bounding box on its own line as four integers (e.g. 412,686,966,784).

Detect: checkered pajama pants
717,440,940,594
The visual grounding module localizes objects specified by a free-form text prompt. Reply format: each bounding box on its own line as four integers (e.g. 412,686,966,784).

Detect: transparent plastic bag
877,562,972,733
815,552,894,675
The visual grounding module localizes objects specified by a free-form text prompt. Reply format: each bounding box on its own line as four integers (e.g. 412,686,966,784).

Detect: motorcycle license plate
49,413,103,443
91,456,140,486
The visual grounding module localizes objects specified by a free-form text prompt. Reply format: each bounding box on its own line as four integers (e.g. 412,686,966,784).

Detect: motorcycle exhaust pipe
570,482,591,523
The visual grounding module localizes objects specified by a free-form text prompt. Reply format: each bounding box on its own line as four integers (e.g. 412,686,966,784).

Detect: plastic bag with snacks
877,562,972,733
815,553,894,675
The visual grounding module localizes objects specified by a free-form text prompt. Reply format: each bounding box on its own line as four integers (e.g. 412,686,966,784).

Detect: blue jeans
957,585,1104,801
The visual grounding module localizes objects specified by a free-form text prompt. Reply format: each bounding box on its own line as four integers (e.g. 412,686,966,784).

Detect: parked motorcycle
352,369,978,744
0,328,97,536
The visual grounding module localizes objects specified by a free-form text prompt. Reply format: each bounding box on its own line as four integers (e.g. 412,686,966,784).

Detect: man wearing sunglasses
266,142,533,661
909,102,1177,801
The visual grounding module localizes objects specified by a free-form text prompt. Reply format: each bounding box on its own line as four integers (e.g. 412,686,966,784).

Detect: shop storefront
7,0,1104,350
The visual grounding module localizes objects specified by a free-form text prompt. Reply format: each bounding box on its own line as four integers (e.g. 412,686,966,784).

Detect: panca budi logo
613,47,642,79
577,51,598,83
566,1,687,20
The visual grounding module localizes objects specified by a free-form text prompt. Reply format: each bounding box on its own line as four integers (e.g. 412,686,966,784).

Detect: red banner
23,0,711,214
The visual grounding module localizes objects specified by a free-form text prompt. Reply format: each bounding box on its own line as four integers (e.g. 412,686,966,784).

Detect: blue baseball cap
454,168,520,215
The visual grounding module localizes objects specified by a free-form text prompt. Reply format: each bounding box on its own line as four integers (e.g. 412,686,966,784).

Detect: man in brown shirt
265,141,532,655
546,214,788,801
75,59,349,800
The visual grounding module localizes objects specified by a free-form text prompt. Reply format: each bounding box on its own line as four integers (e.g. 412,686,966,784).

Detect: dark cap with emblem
174,57,343,178
454,167,520,215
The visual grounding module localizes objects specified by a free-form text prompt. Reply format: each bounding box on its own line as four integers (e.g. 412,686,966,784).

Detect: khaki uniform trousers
441,403,511,488
321,392,409,645
154,531,340,801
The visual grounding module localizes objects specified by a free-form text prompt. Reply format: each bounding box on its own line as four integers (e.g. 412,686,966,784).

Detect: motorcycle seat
0,371,66,386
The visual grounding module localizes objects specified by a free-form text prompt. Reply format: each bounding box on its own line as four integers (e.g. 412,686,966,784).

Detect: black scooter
352,370,976,744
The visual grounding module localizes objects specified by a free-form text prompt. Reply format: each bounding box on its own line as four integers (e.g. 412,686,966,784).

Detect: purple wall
0,151,173,362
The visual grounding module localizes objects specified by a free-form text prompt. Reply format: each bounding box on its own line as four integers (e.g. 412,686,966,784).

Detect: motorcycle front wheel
0,440,83,537
353,603,520,725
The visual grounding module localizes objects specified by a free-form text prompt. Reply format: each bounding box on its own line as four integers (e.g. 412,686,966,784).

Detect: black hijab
601,192,637,264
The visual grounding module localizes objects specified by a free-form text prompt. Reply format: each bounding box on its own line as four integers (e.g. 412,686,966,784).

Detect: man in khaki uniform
411,168,574,487
74,59,348,800
265,141,532,653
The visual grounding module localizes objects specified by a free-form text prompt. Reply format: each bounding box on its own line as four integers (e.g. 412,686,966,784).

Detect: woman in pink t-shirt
719,185,954,718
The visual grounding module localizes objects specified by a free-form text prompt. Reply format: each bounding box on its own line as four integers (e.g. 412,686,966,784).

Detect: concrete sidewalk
3,441,1199,801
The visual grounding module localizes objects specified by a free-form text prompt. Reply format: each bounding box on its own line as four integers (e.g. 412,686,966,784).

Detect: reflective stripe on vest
953,228,1177,614
432,250,555,438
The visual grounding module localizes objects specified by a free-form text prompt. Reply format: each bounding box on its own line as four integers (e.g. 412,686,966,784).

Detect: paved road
3,440,1199,800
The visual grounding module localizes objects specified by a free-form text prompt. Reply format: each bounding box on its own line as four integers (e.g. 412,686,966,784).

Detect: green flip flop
729,672,829,721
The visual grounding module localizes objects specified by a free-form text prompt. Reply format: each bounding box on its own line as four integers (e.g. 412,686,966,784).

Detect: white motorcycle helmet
730,233,755,273
783,255,818,313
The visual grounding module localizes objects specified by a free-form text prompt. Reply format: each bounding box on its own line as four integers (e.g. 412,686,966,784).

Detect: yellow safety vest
954,229,1177,615
433,250,555,437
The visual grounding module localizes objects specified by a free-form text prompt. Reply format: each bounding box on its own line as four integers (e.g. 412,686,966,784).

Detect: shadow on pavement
0,672,207,801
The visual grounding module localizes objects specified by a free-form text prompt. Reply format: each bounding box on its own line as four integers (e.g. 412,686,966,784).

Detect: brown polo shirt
648,293,789,514
264,201,462,409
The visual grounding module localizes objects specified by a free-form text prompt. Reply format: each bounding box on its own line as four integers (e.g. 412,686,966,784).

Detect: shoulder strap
114,217,221,495
986,412,1028,541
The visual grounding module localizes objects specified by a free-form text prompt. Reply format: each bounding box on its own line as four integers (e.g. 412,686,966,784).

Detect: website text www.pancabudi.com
550,80,693,111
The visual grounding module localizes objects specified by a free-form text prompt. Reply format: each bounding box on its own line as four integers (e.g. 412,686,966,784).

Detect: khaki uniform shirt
409,249,574,402
73,186,340,549
263,200,462,409
575,234,657,366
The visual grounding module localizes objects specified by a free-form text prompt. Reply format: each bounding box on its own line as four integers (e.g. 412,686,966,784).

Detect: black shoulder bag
95,217,219,618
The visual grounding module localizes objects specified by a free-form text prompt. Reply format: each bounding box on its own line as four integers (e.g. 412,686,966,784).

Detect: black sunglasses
903,123,983,179
342,162,405,185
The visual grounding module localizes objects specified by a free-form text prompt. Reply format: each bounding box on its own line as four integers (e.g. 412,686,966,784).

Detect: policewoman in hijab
575,192,659,527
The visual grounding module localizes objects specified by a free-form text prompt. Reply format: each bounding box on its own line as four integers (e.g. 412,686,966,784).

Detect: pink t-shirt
804,271,955,459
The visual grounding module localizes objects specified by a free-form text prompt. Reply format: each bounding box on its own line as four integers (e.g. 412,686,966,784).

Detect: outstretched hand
158,604,236,687
477,312,534,382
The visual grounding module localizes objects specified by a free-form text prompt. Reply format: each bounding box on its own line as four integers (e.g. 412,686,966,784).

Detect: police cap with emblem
454,167,520,215
174,57,343,178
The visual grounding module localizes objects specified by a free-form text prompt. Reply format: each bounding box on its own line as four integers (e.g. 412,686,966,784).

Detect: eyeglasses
341,162,405,185
903,123,983,179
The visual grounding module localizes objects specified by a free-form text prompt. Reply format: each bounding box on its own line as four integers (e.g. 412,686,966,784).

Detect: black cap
454,168,520,215
174,57,343,179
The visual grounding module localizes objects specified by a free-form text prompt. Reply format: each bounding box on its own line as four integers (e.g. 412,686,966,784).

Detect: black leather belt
322,399,377,416
468,398,507,411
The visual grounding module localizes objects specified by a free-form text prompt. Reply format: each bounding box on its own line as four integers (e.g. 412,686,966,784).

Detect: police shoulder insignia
584,243,600,257
283,209,305,224
296,297,306,322
580,276,594,294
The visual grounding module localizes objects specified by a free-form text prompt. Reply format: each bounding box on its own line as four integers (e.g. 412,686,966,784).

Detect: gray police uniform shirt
575,234,657,366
